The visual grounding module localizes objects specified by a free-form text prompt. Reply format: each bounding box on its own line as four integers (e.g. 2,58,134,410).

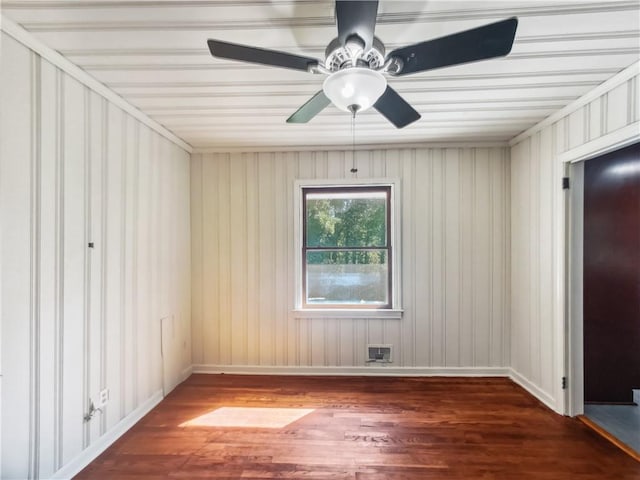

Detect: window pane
305,190,387,248
306,250,388,305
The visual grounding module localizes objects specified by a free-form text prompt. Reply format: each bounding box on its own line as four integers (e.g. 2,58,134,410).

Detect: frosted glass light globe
322,68,387,113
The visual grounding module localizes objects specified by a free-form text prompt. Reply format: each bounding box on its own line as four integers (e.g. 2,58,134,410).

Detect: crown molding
0,15,192,153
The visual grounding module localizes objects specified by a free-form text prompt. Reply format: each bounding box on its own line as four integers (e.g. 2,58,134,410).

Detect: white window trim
292,178,403,319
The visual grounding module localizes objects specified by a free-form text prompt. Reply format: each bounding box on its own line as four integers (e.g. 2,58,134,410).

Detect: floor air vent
367,344,392,364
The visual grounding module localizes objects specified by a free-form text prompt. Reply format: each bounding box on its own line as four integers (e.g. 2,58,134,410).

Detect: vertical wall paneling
413,150,429,366
87,90,102,445
29,52,42,480
444,149,460,366
53,67,65,473
245,154,258,365
258,154,275,365
62,74,87,466
274,155,287,366
177,143,192,376
99,98,108,437
285,153,299,365
510,143,523,377
123,118,138,416
147,133,156,395
190,156,203,365
509,65,640,413
203,154,219,365
192,146,510,372
0,33,191,479
432,149,445,366
38,57,57,477
503,152,511,368
138,126,151,404
149,133,159,394
1,35,33,476
106,103,123,431
230,156,247,365
589,98,602,141
459,149,474,367
529,134,540,387
607,82,629,133
397,149,412,367
218,155,232,365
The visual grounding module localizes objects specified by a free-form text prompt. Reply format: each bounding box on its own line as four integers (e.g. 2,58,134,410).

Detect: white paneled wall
0,33,191,479
510,63,640,413
191,147,510,371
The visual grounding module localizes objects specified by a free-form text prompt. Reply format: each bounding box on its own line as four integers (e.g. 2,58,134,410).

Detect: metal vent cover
367,344,392,363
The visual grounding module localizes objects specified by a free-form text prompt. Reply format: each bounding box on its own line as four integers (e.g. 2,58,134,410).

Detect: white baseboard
509,368,558,412
50,390,163,480
193,364,563,413
192,364,511,377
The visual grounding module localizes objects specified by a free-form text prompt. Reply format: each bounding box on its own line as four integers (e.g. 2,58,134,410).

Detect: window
303,186,390,308
294,181,401,318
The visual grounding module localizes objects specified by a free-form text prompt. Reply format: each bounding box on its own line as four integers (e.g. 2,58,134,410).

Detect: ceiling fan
207,1,518,128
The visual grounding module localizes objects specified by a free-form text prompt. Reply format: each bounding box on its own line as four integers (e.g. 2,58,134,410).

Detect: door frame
563,130,640,416
567,161,584,416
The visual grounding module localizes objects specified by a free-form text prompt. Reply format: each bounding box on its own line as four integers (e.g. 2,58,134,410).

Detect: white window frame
293,178,403,319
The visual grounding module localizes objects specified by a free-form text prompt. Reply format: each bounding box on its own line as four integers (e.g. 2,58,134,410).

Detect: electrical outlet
98,388,109,407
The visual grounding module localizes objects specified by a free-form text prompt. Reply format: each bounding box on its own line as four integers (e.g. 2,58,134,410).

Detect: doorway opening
569,142,640,457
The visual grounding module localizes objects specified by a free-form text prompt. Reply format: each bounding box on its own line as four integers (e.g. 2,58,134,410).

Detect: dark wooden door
584,141,640,403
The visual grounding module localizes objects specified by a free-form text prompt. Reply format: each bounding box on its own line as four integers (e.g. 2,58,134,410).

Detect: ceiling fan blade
207,39,319,72
373,86,421,128
388,17,518,76
335,0,379,51
286,91,332,123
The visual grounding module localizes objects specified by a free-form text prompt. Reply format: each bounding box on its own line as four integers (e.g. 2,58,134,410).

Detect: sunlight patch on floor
179,407,315,428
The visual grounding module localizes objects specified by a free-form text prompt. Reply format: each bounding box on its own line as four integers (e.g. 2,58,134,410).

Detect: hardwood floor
76,375,640,479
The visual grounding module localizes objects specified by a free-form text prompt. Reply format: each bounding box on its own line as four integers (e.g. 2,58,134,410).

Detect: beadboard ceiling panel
3,0,639,150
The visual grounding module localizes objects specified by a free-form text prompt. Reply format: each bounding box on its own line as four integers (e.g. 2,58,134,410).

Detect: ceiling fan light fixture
322,67,387,113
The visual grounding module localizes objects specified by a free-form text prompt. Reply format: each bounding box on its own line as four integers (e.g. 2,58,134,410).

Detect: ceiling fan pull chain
350,111,358,175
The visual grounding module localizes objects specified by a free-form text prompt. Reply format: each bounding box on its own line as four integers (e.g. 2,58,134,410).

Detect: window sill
292,309,403,319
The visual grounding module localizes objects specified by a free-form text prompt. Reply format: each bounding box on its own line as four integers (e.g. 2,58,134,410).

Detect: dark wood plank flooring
76,375,640,479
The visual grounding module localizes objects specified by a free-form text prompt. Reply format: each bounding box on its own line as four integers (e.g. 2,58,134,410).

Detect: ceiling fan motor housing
324,36,386,72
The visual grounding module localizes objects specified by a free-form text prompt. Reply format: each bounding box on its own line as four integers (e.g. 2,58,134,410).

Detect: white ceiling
2,0,639,150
